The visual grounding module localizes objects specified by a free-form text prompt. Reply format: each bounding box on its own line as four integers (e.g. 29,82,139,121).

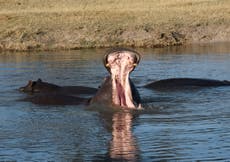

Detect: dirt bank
1,24,229,51
0,0,229,51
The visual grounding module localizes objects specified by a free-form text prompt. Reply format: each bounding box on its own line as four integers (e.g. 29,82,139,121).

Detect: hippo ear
37,78,42,82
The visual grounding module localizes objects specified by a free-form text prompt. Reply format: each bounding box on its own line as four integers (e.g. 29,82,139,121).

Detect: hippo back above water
19,79,97,95
144,78,230,90
19,78,97,106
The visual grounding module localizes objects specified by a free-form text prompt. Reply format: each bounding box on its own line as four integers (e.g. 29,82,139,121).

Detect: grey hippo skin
144,78,230,90
19,79,97,95
19,79,97,105
20,94,88,106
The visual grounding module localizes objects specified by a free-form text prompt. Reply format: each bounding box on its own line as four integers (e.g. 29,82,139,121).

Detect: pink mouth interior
115,78,126,106
106,51,137,108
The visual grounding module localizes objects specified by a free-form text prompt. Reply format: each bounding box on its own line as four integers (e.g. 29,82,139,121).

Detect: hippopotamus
144,78,230,90
90,48,142,109
19,78,97,95
19,48,230,108
19,78,97,105
19,48,141,108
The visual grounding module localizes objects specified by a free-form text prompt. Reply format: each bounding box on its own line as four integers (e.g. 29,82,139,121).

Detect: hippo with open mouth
89,48,141,109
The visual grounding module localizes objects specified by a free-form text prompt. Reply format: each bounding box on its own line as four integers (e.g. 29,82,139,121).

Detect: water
0,43,230,161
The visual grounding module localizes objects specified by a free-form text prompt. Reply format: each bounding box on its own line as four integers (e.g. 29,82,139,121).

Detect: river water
0,43,230,161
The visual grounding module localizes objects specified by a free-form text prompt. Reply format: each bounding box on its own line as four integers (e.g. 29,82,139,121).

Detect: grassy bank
0,0,229,51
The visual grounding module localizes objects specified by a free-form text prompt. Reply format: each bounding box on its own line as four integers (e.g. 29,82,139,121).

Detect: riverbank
0,0,229,51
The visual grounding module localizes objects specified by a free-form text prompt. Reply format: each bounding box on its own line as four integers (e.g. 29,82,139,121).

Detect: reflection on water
0,43,230,161
110,112,138,161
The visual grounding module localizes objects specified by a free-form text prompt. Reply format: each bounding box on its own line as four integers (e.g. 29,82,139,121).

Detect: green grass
0,0,229,51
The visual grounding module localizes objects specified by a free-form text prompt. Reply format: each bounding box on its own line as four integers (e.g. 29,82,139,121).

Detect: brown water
0,43,230,161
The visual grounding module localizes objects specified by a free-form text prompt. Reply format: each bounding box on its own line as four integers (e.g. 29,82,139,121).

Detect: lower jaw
112,77,135,108
115,79,127,107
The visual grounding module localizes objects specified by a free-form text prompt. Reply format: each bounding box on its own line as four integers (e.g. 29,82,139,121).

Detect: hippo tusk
103,52,111,72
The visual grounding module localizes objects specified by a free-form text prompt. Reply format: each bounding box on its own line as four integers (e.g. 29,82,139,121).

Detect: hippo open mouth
103,48,141,108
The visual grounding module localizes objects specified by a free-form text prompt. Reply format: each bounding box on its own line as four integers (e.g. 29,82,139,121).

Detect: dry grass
0,0,229,51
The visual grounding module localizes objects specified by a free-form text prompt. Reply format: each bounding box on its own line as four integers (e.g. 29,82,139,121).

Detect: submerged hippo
19,79,97,105
20,94,88,106
145,78,230,90
19,78,97,95
90,48,141,109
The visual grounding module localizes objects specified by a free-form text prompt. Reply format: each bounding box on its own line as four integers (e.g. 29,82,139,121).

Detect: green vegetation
0,0,229,51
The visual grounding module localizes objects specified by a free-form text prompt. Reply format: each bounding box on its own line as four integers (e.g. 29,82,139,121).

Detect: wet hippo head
19,79,60,93
90,48,141,109
19,79,43,92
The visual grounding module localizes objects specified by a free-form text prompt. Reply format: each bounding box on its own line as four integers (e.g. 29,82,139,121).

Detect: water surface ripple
0,43,230,161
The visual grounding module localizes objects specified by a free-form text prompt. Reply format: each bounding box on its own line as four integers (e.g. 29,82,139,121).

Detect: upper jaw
103,48,140,74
